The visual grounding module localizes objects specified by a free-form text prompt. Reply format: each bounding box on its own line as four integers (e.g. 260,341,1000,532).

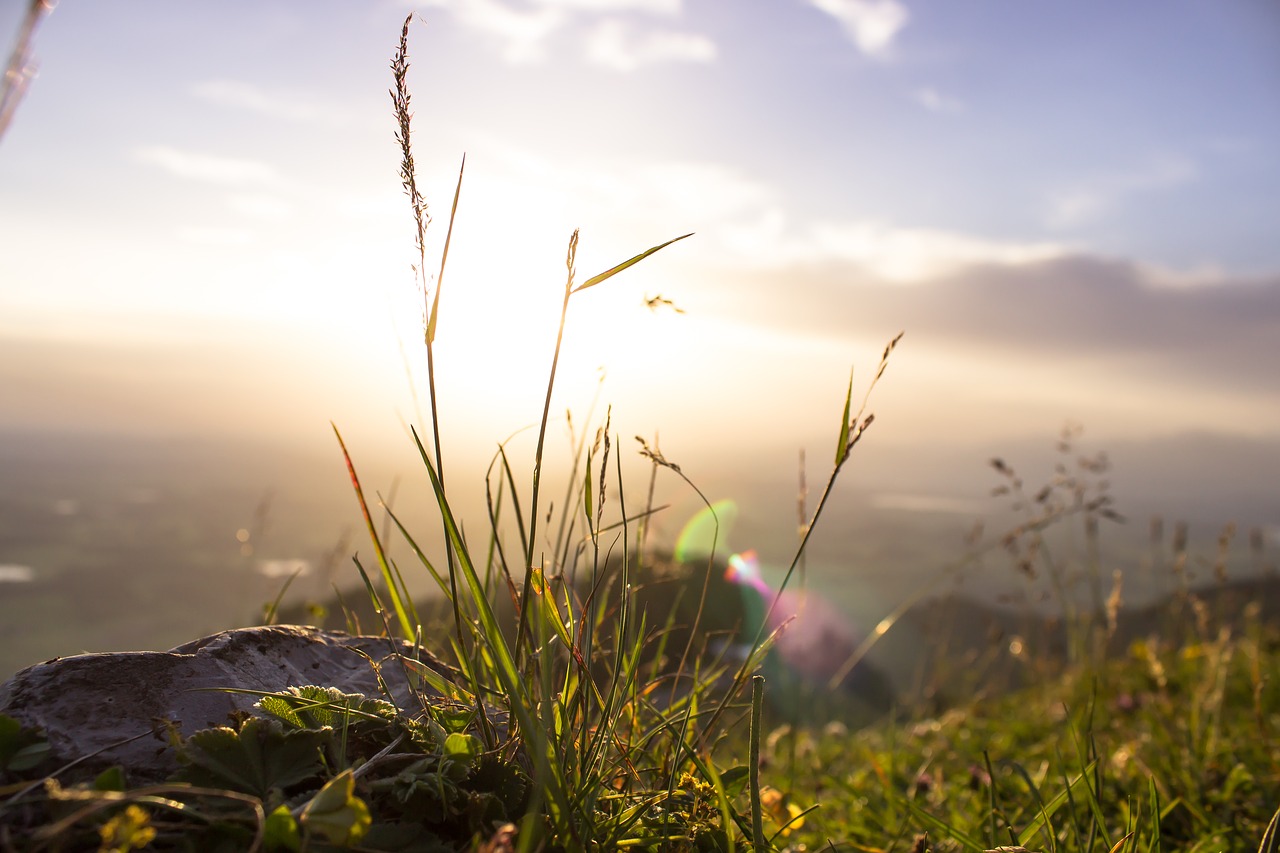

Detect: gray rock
0,625,453,784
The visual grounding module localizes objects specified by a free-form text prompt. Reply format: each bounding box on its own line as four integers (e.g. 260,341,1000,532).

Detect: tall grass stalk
391,16,469,656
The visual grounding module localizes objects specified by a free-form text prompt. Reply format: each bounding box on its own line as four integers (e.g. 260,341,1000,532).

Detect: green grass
734,606,1280,852
3,14,1279,852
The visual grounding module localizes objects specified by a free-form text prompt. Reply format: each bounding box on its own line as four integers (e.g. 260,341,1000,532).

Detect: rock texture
0,625,452,784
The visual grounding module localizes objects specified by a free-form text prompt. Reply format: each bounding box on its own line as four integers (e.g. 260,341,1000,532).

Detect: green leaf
443,731,482,765
257,686,399,732
93,766,126,792
6,741,51,773
173,717,328,799
583,453,595,535
717,765,751,799
430,705,476,735
263,805,302,853
257,695,307,729
571,232,693,293
835,368,853,467
0,712,49,773
468,755,531,817
301,769,371,847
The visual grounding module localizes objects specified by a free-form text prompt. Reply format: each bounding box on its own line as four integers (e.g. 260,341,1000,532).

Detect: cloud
1045,154,1198,229
426,0,710,67
712,253,1280,398
460,134,772,230
535,0,681,11
134,145,278,186
459,138,1068,282
913,86,963,114
711,214,1070,282
806,0,910,57
802,223,1066,281
584,19,716,70
192,80,343,124
425,0,566,64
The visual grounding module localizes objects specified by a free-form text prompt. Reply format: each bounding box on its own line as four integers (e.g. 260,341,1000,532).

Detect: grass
2,13,1279,852
736,593,1280,852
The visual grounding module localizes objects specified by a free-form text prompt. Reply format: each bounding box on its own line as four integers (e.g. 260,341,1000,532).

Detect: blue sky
1,0,1278,516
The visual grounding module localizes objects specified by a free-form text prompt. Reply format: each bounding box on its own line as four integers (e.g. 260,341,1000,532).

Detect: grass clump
313,16,899,850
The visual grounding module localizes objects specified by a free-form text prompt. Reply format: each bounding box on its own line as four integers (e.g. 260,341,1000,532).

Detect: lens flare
673,502,897,719
672,499,738,563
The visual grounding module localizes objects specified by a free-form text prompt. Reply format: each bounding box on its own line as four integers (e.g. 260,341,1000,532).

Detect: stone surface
0,625,452,784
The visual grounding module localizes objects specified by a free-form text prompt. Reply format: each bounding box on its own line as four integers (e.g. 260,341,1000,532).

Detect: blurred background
1,0,1277,679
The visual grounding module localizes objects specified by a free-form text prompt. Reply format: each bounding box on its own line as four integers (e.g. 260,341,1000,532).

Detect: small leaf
717,765,751,798
443,732,482,764
0,712,48,773
301,770,372,847
263,804,302,852
571,232,693,293
93,766,126,792
835,368,853,466
258,695,307,729
7,741,51,773
469,756,530,817
431,705,476,735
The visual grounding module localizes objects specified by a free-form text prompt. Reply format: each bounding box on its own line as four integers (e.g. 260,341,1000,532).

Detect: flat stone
0,625,452,784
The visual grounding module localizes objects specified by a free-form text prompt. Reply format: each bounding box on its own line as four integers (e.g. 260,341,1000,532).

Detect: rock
0,625,453,785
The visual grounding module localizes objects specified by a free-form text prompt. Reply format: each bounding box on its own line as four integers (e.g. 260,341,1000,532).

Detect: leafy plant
0,712,50,775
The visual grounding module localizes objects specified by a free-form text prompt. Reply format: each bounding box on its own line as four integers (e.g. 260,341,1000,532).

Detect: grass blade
1259,803,1280,853
571,232,693,293
426,153,464,345
750,675,768,851
333,424,414,640
835,368,853,466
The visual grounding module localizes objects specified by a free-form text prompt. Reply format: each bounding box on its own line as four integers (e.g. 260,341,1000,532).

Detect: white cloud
426,0,704,66
913,86,963,114
455,137,773,254
535,0,681,11
425,0,566,64
806,0,909,57
803,221,1067,281
584,19,716,71
434,135,1070,286
714,217,1067,282
134,146,279,186
1045,154,1197,229
192,80,343,124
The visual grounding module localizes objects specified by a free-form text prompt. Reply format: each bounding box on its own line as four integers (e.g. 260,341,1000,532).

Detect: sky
1,0,1278,544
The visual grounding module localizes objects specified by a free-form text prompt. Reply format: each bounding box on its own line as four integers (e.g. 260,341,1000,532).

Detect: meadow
2,16,1279,852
